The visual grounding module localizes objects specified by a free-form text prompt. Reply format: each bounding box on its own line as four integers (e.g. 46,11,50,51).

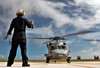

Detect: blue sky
0,0,100,60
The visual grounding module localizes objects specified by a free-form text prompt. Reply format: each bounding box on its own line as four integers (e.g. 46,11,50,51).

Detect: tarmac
0,62,100,68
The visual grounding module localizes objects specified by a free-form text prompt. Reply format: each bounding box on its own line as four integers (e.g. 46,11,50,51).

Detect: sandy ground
0,62,100,68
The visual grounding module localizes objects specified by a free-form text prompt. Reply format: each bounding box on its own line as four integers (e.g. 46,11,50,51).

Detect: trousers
7,38,28,65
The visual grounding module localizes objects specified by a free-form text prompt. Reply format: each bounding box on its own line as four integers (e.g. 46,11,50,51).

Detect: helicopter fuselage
44,42,70,59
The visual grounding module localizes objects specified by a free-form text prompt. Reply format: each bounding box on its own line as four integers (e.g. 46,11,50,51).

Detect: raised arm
25,19,34,28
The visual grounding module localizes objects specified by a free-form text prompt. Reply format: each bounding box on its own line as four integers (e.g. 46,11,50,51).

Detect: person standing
4,9,34,67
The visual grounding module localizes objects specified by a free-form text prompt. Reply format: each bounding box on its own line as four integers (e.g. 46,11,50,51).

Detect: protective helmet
16,9,25,16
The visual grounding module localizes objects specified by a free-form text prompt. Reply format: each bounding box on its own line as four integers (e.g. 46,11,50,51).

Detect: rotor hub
50,36,65,40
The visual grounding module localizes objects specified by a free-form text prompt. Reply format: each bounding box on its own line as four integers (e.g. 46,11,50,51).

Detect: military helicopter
26,30,99,63
3,30,99,63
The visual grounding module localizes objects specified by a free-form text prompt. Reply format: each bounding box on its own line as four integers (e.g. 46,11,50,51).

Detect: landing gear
54,59,56,63
67,57,71,63
46,57,50,63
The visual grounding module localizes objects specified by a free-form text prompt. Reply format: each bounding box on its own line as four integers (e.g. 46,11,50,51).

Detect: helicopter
26,30,100,63
4,30,100,63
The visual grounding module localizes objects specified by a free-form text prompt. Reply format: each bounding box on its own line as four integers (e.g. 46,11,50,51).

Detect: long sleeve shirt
7,16,33,39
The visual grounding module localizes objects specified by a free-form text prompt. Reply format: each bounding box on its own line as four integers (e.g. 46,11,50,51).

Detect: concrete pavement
0,62,100,68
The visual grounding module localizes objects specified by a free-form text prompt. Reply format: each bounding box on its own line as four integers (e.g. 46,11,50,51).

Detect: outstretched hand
4,34,9,40
31,20,34,24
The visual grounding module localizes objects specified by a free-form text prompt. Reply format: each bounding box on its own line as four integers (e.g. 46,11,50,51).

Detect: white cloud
31,0,70,28
85,0,100,8
74,0,85,5
27,25,54,37
74,0,100,7
91,41,98,45
72,18,95,29
26,25,54,47
78,32,100,39
72,32,100,59
0,0,71,35
73,0,100,29
46,1,66,8
65,41,73,45
0,54,4,59
1,0,100,33
1,0,100,34
74,42,100,59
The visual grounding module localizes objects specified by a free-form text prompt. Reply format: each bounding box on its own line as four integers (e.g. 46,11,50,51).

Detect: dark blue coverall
7,15,33,65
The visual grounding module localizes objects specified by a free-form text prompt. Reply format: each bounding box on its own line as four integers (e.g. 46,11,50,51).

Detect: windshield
51,46,67,50
51,46,57,50
62,46,66,49
58,46,66,49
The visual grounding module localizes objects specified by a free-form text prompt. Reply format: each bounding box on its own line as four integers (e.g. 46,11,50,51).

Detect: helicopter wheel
46,57,50,63
54,59,56,63
67,58,71,63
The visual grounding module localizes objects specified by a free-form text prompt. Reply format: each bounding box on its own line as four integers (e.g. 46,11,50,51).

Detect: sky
0,0,100,60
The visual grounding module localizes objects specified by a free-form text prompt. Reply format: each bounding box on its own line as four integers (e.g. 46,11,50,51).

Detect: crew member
4,9,34,67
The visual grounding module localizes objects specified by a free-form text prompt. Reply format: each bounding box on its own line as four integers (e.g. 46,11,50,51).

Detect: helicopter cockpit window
57,46,66,49
62,46,66,49
58,46,62,49
51,46,57,50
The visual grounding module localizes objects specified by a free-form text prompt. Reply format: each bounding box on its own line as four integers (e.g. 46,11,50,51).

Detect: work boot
22,64,30,67
7,64,12,67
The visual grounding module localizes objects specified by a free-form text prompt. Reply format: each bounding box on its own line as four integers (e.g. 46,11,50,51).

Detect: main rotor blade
42,40,55,44
26,37,51,39
66,39,100,41
62,31,95,37
77,39,100,41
